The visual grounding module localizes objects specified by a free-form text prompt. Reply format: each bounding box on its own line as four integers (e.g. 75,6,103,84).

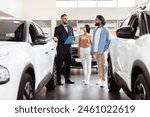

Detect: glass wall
34,20,51,38
56,19,122,38
56,0,136,8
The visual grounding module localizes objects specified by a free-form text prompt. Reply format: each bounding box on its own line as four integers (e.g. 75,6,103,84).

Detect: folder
64,36,75,44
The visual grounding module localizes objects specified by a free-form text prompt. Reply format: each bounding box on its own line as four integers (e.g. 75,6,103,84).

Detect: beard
95,23,100,26
63,21,68,24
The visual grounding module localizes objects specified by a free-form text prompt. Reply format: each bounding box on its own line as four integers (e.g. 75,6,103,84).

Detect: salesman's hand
53,37,58,42
71,40,75,44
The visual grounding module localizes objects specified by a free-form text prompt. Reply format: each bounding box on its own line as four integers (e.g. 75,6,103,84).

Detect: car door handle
45,52,49,54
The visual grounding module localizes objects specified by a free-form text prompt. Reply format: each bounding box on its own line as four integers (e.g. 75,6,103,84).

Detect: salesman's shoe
65,80,75,84
57,82,63,85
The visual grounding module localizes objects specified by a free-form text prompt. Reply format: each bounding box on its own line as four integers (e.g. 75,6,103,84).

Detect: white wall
0,0,23,17
23,0,57,35
23,0,56,20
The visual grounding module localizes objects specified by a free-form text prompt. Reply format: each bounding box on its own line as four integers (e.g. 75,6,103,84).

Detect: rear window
0,20,24,41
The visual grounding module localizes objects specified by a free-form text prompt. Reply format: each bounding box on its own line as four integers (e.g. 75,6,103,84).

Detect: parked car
0,18,57,100
108,5,150,100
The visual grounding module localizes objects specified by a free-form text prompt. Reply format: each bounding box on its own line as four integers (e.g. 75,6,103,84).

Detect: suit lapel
67,26,73,36
60,24,68,36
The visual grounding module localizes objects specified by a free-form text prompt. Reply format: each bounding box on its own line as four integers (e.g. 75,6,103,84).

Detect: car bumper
0,80,18,100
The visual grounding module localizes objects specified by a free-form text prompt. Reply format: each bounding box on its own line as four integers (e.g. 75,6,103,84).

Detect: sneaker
96,80,101,85
83,80,86,83
84,81,89,85
100,80,106,87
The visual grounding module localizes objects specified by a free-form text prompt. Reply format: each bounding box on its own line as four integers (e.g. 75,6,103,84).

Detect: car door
29,23,54,85
112,15,131,75
117,13,140,84
34,24,55,73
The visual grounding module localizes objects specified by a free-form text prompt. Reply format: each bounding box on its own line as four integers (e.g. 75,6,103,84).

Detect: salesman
54,14,75,85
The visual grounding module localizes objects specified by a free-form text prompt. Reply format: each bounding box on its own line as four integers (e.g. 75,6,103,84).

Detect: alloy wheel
134,83,146,100
23,81,33,100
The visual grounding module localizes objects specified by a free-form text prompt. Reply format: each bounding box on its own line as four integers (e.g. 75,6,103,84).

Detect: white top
63,25,68,33
93,28,102,52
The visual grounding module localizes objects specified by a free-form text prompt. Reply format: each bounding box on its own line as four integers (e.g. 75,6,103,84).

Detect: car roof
0,17,33,23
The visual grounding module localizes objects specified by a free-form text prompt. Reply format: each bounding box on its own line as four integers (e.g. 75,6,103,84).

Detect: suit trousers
56,52,71,83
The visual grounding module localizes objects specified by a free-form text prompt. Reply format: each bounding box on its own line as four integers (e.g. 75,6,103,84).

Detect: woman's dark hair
96,15,106,26
85,24,90,33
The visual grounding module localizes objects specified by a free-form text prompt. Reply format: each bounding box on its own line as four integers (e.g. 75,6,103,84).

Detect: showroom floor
35,69,130,100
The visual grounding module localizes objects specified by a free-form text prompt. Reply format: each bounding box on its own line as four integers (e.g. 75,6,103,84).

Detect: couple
54,14,110,87
78,15,110,87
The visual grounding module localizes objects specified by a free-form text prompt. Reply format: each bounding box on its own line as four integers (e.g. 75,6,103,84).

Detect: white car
0,18,56,100
108,6,150,100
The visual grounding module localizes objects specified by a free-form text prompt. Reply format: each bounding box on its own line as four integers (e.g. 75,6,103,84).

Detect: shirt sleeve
104,30,111,51
54,27,59,39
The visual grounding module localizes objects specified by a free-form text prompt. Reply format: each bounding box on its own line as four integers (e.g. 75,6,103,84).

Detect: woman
78,25,92,85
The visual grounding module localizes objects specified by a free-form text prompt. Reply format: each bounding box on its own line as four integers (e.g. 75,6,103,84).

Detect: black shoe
65,80,75,84
57,82,63,85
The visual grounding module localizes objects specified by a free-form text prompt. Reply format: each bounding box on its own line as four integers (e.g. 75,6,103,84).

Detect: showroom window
56,19,122,37
118,0,135,7
34,20,51,37
56,0,136,8
98,0,117,8
56,0,77,7
78,0,97,7
120,15,131,27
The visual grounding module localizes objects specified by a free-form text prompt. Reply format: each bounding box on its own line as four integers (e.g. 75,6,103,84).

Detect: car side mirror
32,34,47,45
116,26,135,39
36,34,47,39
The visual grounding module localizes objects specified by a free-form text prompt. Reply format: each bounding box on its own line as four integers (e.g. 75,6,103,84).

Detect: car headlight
0,65,10,84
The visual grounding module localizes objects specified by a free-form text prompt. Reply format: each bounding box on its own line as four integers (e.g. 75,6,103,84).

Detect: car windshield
0,20,24,41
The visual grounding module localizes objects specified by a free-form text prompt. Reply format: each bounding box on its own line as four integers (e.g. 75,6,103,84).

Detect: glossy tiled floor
35,69,130,100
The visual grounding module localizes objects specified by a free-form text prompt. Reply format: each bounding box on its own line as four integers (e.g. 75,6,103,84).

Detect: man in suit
54,14,75,85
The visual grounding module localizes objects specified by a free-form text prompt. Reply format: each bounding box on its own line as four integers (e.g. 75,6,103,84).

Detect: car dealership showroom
0,0,150,100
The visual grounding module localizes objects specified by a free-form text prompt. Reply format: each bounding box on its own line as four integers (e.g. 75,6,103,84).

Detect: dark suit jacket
54,24,74,54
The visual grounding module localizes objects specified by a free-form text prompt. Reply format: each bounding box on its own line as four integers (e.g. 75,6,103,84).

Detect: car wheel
107,57,120,92
17,73,34,100
133,74,150,100
46,62,57,90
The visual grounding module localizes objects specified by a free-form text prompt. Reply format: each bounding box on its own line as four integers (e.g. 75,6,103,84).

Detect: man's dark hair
61,14,67,18
96,15,106,26
85,24,90,33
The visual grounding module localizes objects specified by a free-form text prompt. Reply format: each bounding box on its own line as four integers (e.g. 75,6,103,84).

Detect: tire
46,62,57,90
17,73,34,100
133,74,150,100
107,56,120,92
